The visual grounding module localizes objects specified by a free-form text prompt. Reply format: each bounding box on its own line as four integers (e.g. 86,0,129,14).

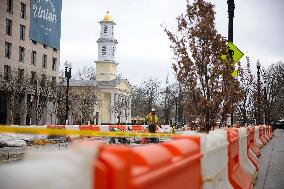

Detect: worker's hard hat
151,108,155,112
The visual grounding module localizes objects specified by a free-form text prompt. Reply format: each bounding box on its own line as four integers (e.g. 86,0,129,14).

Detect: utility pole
227,0,235,126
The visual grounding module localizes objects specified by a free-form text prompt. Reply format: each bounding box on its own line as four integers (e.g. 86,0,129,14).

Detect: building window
19,46,25,62
43,44,47,49
6,19,12,36
7,0,13,13
51,76,56,89
41,74,46,87
20,25,25,40
112,46,115,57
18,68,24,83
32,40,37,45
52,58,57,71
102,46,106,55
4,65,11,81
31,51,37,65
31,71,37,84
42,54,47,68
5,42,12,59
20,2,26,19
53,48,57,52
104,25,108,33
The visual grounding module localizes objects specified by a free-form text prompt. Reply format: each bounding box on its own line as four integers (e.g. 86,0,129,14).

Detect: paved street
254,129,284,189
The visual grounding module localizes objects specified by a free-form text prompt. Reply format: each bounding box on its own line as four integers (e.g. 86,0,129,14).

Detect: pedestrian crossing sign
221,42,244,65
221,42,244,78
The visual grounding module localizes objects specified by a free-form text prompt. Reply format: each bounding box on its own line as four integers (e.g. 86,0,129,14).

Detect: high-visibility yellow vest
147,113,159,125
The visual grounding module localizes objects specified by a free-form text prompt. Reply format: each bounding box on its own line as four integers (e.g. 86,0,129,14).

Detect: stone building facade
0,0,61,125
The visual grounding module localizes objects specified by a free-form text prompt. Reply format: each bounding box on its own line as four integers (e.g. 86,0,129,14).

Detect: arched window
103,25,107,33
102,46,106,55
112,46,115,57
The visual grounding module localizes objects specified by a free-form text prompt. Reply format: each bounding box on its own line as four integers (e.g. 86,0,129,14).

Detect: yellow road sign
221,42,244,78
221,42,244,65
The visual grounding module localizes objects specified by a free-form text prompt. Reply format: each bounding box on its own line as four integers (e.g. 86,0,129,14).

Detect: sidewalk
254,129,284,189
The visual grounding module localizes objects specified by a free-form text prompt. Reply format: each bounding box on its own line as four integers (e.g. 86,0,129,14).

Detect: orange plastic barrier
79,125,92,130
263,126,270,141
247,127,259,171
259,126,267,145
91,125,100,131
227,129,253,189
94,137,202,189
132,125,143,132
247,127,260,158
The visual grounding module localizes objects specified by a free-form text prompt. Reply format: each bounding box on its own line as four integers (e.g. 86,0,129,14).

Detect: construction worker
145,108,161,143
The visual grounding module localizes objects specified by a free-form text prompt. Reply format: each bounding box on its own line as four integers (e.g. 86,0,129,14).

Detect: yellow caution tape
0,126,176,138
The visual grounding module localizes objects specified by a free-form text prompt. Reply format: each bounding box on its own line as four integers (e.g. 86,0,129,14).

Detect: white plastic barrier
254,126,263,148
0,143,98,189
99,125,109,132
158,125,172,133
238,128,257,183
201,130,233,189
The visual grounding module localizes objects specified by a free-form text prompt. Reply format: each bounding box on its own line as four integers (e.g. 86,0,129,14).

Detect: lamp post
263,72,268,125
227,0,235,42
256,60,261,125
64,60,72,124
227,0,235,126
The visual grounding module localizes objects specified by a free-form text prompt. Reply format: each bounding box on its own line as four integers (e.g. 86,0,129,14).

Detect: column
110,92,115,123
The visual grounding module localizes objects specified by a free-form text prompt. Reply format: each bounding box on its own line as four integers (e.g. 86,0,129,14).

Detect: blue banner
29,0,62,49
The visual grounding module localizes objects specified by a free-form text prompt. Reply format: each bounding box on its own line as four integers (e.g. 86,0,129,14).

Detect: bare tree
73,66,96,80
131,77,160,119
112,93,131,124
165,0,242,132
56,83,100,125
237,56,256,125
0,70,57,125
265,61,284,122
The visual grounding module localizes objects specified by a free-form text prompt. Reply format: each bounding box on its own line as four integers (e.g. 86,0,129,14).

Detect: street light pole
256,60,261,125
64,61,72,124
227,0,235,126
227,0,235,42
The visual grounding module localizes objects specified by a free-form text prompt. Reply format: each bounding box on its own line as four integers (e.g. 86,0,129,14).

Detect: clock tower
95,11,118,81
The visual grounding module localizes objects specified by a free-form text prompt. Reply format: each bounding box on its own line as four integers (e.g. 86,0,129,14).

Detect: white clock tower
95,11,118,81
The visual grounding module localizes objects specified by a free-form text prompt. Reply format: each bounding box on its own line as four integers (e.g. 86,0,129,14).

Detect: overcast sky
60,0,284,85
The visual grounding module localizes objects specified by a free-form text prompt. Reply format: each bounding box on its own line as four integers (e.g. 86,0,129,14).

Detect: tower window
6,19,12,36
112,46,115,57
104,25,107,33
102,46,106,55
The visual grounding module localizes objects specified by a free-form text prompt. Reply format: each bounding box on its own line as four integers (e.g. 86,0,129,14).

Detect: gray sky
60,0,284,85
